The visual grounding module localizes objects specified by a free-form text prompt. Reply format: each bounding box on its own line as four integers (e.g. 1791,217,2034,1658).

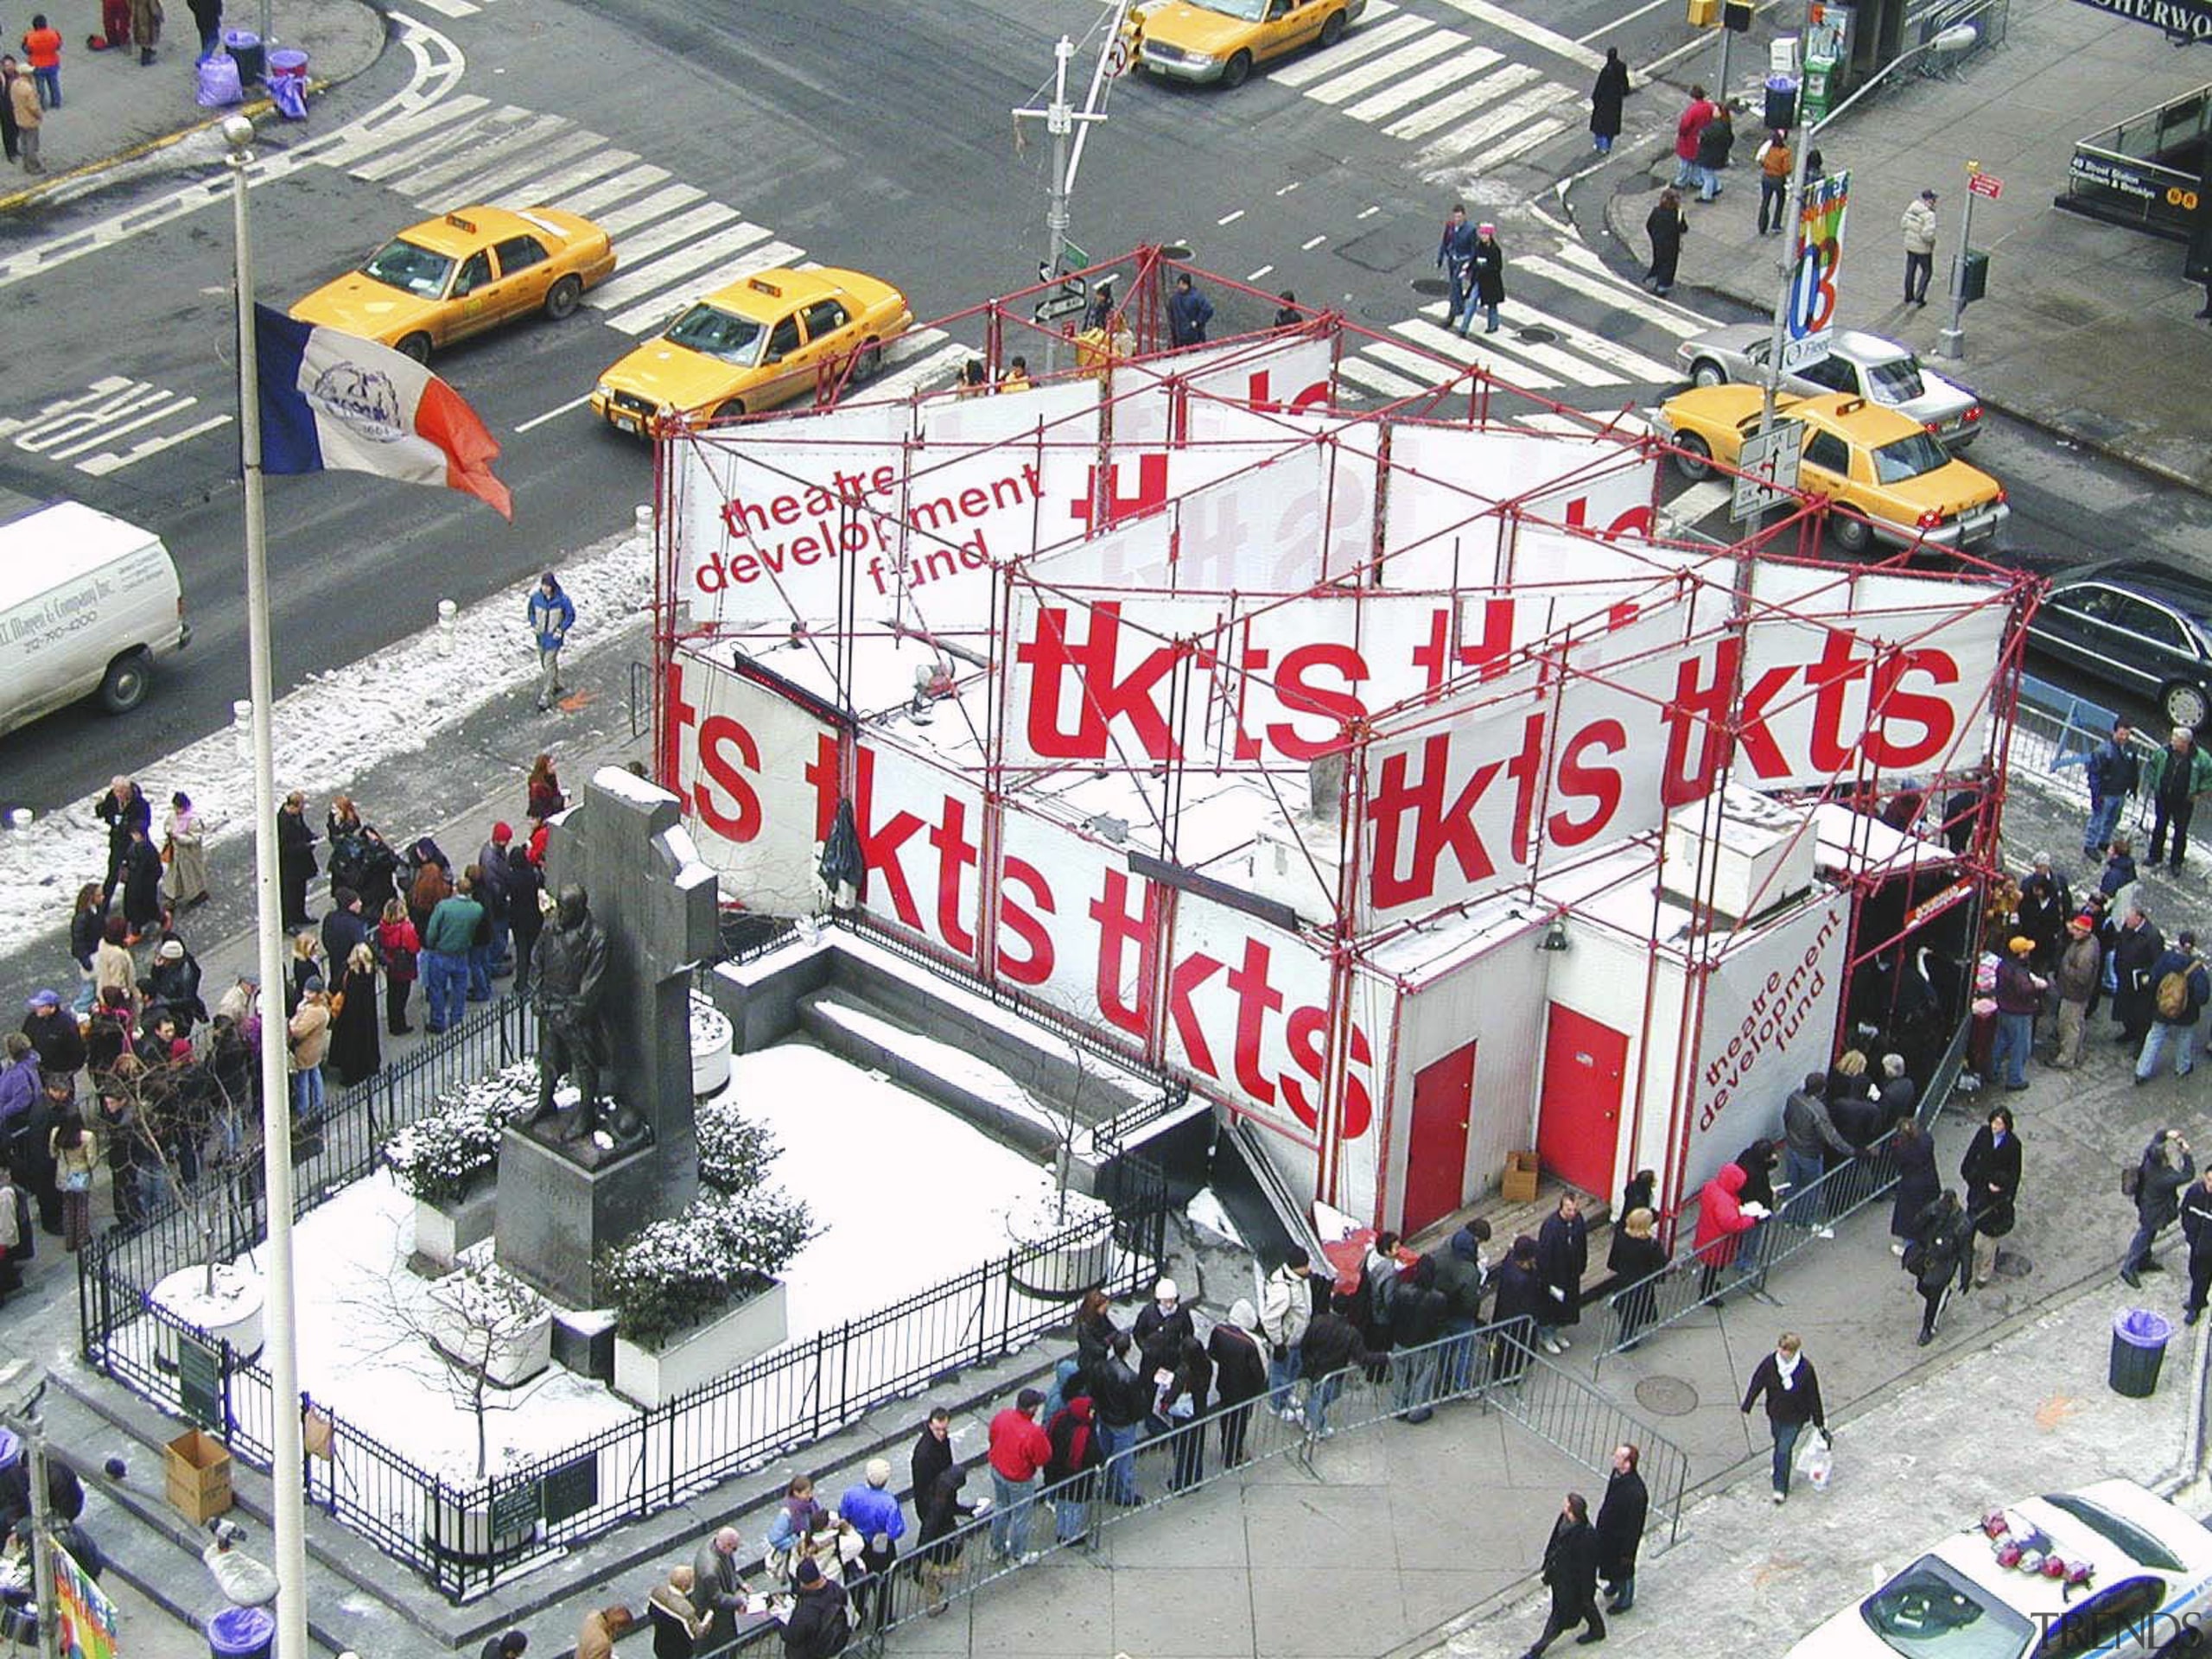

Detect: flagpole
224,112,310,1659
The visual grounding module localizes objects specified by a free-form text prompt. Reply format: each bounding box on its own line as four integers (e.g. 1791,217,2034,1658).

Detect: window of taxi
453,252,493,298
800,299,849,341
1198,0,1269,18
1858,1556,2032,1658
361,239,454,299
494,234,550,275
665,304,764,365
766,315,802,362
1804,430,1852,476
1871,429,1948,485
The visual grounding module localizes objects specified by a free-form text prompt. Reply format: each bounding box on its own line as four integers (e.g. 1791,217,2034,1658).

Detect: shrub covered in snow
382,1061,539,1205
695,1095,783,1194
690,993,732,1056
596,1187,817,1348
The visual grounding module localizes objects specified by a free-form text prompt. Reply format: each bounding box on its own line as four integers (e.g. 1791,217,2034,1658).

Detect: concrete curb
1586,145,2211,505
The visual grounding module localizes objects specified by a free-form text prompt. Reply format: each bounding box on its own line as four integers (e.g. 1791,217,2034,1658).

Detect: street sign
1967,172,2003,200
1033,291,1089,322
1062,239,1090,268
1732,421,1805,521
1059,273,1088,297
1038,262,1053,286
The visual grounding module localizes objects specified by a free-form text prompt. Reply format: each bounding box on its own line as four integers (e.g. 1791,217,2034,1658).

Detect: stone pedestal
493,1128,663,1309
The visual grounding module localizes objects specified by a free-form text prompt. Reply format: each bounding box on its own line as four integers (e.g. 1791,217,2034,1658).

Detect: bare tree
1017,991,1109,1226
371,1238,547,1482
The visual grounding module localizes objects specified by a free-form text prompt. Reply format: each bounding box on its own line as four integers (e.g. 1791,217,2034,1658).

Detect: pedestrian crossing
1265,0,1612,184
313,99,974,391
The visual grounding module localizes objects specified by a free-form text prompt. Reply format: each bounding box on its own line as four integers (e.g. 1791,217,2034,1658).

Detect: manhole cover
1516,327,1560,345
1616,174,1663,196
1633,1376,1700,1417
1409,276,1451,298
1993,1250,2033,1280
1160,242,1193,260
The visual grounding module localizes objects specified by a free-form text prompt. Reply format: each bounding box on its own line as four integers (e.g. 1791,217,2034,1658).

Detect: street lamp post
1758,23,1980,438
223,111,311,1659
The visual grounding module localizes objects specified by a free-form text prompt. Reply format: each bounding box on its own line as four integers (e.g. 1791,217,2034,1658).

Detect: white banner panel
1381,426,1657,588
1111,335,1335,448
847,736,989,968
664,648,840,912
993,804,1164,1046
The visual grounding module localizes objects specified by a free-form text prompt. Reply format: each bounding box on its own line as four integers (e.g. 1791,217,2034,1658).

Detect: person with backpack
2121,1128,2194,1287
1904,1190,1974,1345
2136,929,2209,1084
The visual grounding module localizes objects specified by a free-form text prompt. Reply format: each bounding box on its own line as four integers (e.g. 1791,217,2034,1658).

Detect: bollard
436,599,458,657
232,699,254,765
634,504,652,540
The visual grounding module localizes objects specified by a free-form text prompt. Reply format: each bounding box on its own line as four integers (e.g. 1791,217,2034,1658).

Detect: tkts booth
649,251,2036,1230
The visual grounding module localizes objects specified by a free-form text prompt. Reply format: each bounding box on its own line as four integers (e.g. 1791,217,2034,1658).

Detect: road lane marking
1217,209,1245,225
1269,13,1430,85
517,394,592,433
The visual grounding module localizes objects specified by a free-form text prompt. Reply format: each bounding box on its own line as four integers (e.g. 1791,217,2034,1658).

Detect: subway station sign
2070,0,2212,41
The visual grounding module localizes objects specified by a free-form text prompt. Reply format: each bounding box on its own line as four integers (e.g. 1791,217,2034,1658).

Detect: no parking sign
1783,169,1852,371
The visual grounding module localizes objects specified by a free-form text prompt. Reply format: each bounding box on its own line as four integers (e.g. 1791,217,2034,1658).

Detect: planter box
164,1428,233,1522
692,998,733,1097
613,1281,788,1408
426,1274,554,1389
415,1186,499,1275
151,1264,266,1367
1007,1212,1116,1299
424,1484,539,1565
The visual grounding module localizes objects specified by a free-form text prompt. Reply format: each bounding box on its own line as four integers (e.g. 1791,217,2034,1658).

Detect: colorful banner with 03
1787,170,1853,342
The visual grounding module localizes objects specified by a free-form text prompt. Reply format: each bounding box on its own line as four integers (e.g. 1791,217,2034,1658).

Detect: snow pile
0,520,655,960
598,1185,817,1348
1002,1185,1114,1245
690,992,732,1058
382,1060,539,1205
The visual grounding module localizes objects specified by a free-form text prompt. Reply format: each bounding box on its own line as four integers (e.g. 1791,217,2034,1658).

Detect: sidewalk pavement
0,0,383,213
1603,0,2212,490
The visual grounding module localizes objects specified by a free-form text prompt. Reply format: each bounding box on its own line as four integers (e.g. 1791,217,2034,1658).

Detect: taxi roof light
445,213,477,234
748,276,785,298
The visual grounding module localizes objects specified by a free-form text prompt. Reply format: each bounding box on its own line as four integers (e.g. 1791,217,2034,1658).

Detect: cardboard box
164,1428,233,1522
1502,1150,1540,1205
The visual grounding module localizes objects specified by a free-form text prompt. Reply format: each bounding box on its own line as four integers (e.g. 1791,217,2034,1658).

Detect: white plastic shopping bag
1796,1428,1834,1491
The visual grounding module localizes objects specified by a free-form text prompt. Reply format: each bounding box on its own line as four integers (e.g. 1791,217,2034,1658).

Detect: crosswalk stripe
1412,305,1620,387
423,128,601,213
1365,0,1400,14
492,149,639,211
1383,60,1541,140
852,337,969,404
1484,294,1679,382
1428,0,1606,70
555,162,671,220
1465,112,1567,172
1517,410,1602,433
1270,13,1430,86
404,0,480,17
594,201,740,276
1399,314,1592,389
1525,247,1706,337
385,112,571,199
590,220,772,313
604,239,804,335
1417,84,1573,163
349,105,512,182
1304,29,1465,103
1335,355,1431,400
326,94,491,170
1366,336,1506,390
1665,480,1732,524
1342,43,1501,122
594,182,709,238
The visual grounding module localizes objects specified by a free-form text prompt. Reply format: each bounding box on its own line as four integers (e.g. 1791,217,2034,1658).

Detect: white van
0,499,190,739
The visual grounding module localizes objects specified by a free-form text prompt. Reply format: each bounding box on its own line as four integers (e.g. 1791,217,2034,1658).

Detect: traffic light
1725,0,1754,29
1688,0,1718,27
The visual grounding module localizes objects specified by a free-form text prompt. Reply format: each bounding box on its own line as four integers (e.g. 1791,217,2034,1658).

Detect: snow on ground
807,999,1079,1144
0,521,655,959
724,1043,1067,1332
1185,1187,1245,1248
289,1172,635,1484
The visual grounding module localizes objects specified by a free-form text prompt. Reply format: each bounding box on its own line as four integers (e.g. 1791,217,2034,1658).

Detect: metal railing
2066,83,2209,234
79,1056,1174,1602
744,1320,1689,1655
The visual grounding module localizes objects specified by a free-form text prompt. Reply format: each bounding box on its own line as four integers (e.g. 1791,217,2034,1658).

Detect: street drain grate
1634,1376,1700,1417
1516,327,1560,345
1409,276,1451,298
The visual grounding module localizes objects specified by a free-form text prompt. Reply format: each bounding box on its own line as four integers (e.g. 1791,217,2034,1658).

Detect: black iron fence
77,990,1174,1602
737,1319,1689,1656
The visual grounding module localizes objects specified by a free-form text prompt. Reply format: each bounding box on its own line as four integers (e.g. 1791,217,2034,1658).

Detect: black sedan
2027,560,2212,729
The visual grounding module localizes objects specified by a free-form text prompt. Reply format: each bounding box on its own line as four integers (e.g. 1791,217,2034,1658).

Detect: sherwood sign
2070,0,2212,38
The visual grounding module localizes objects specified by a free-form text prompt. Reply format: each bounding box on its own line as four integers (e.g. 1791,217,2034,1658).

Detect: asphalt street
1,0,2203,818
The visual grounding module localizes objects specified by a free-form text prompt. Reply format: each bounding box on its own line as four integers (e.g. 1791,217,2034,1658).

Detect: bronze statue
526,884,610,1141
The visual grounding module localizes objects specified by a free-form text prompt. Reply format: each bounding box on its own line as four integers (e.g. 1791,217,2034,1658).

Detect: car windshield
664,303,766,365
1865,353,1928,402
2040,1494,2185,1572
359,238,454,300
1859,1557,2033,1659
1872,430,1951,484
1190,0,1270,19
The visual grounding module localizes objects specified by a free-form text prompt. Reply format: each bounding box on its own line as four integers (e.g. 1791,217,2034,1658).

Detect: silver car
1675,326,1985,450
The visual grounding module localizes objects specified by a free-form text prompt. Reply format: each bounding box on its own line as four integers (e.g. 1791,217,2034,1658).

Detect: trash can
2109,1308,2174,1398
266,48,308,118
223,28,264,83
1764,74,1800,133
207,1605,276,1659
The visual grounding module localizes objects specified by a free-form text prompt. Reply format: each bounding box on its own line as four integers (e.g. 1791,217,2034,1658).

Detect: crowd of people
0,759,570,1296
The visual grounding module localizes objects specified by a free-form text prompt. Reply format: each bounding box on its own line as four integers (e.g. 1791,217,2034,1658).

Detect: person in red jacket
1673,83,1716,190
986,1388,1052,1563
1694,1162,1768,1300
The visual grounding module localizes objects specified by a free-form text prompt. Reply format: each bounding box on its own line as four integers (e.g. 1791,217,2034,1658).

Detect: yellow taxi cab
1656,385,2009,555
589,268,914,435
1128,0,1368,87
289,207,615,364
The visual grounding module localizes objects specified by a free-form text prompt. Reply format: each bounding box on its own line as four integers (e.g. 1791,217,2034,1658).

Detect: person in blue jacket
1166,274,1212,347
528,571,575,713
1437,203,1476,326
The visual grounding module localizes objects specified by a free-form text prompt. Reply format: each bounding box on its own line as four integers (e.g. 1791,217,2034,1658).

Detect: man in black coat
1535,1197,1587,1356
1298,1291,1383,1438
2121,1128,2194,1287
1595,1446,1649,1613
1134,1279,1194,1382
2112,906,2165,1047
1090,1333,1150,1505
1523,1491,1605,1656
1491,1236,1546,1383
321,889,371,976
1386,1258,1447,1422
118,826,166,939
21,993,86,1078
781,1558,850,1659
2180,1166,2212,1326
911,1408,955,1514
1206,1302,1268,1466
95,777,150,907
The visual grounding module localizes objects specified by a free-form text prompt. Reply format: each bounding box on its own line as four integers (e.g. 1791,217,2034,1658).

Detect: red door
1403,1042,1477,1235
1537,1004,1629,1198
